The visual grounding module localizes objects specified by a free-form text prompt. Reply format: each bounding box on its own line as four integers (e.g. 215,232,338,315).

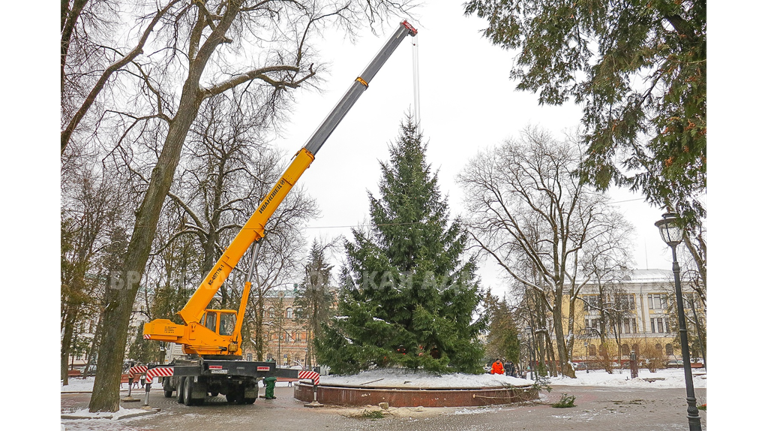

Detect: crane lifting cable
412,33,421,127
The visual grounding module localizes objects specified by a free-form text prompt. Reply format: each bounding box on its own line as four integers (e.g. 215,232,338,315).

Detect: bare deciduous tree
61,0,180,154
459,127,633,378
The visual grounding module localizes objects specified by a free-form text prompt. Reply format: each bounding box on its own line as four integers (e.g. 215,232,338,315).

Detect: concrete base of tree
293,382,538,407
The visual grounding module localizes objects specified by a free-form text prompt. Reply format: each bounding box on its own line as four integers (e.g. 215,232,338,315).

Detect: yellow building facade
573,269,705,367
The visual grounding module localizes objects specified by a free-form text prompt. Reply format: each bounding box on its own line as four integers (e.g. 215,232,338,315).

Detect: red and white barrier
298,370,320,386
128,365,148,378
146,366,174,380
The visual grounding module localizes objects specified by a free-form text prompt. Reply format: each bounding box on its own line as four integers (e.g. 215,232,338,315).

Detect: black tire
243,382,257,404
176,377,186,404
163,377,174,398
226,386,245,404
183,377,194,406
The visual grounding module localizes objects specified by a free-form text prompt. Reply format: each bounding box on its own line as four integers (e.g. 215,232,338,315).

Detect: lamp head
655,212,683,247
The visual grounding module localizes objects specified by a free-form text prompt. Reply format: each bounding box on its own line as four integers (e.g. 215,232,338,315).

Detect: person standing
491,359,504,375
504,359,512,376
264,376,277,399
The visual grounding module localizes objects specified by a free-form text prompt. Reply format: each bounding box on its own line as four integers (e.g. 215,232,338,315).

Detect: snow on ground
549,368,707,389
318,367,706,389
62,368,707,394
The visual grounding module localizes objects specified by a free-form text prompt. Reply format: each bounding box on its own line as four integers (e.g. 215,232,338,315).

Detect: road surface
60,383,707,430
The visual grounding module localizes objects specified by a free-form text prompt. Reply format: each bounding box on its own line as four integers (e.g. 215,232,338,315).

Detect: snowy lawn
319,367,706,389
63,368,706,394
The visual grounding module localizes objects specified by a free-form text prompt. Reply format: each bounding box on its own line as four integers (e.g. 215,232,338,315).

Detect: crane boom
304,20,417,155
144,21,417,357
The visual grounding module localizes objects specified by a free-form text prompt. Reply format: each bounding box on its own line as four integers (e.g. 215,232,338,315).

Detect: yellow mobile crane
142,21,417,405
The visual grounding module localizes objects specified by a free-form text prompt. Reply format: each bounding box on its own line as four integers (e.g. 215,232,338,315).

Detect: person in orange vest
491,358,505,375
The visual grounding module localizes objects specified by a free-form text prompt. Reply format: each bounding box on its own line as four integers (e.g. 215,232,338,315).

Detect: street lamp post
655,213,702,431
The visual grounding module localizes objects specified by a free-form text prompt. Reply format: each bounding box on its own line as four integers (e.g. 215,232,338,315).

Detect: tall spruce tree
315,116,485,374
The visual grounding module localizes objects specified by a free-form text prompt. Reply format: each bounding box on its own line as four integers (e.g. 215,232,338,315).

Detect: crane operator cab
189,309,242,356
201,310,236,337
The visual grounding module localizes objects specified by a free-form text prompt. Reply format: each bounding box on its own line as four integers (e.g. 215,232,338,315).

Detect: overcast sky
266,0,686,296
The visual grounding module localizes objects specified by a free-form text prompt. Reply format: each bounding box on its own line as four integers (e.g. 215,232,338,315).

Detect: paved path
61,384,707,430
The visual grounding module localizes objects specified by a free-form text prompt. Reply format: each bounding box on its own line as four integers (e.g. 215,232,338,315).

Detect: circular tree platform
293,370,538,407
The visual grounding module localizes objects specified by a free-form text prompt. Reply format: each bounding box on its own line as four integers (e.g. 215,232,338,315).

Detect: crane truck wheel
183,377,195,406
163,377,174,398
226,385,245,404
176,377,186,404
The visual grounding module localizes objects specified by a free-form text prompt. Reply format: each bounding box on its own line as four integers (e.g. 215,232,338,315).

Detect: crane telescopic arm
143,21,417,355
178,20,417,324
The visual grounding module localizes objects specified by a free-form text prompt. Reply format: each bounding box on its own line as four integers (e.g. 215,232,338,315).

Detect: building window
589,344,597,356
286,308,293,319
665,344,674,356
650,317,669,334
585,317,600,333
648,294,668,310
583,295,600,311
268,308,275,318
615,294,635,311
619,317,637,334
621,344,630,356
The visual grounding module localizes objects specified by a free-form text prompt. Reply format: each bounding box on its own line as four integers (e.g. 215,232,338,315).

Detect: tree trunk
88,72,206,412
552,297,574,377
60,307,78,385
60,328,70,386
254,290,265,361
543,331,556,377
